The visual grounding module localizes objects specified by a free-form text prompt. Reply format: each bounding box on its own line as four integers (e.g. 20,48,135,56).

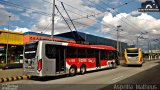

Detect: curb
0,75,31,83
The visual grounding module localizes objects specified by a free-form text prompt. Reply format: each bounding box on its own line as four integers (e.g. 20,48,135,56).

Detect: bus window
24,42,38,59
86,49,95,58
66,47,77,58
78,48,86,58
45,44,56,59
127,49,138,53
100,50,108,60
126,49,138,57
127,53,138,57
109,51,115,60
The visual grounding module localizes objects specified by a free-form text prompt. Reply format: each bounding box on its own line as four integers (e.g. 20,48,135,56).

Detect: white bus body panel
24,41,69,77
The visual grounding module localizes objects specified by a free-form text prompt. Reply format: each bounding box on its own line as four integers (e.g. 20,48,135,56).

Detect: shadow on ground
100,64,160,90
28,67,117,82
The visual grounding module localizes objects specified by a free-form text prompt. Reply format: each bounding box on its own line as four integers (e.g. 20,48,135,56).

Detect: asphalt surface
0,60,160,90
101,61,160,90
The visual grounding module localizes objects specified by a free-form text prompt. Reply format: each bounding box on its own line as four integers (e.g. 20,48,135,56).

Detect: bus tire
69,66,77,76
112,62,117,68
80,65,86,75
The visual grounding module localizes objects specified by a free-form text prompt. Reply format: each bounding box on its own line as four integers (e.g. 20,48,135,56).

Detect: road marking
112,76,124,81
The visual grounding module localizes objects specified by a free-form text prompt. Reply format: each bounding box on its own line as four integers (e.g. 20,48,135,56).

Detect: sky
0,0,160,50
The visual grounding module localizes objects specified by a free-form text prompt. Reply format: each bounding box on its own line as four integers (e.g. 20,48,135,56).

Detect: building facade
23,32,76,44
0,30,23,64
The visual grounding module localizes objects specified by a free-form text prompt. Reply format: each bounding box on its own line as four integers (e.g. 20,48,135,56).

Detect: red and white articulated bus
23,40,117,76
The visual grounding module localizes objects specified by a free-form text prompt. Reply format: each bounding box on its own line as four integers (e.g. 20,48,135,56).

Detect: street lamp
6,16,11,64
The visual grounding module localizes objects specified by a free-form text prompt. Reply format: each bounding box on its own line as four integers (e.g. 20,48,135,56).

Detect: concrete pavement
0,69,24,78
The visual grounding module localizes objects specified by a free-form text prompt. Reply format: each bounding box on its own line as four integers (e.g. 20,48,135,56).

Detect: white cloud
110,0,122,6
31,15,69,34
0,4,19,25
130,10,142,15
137,0,153,2
13,26,31,32
152,29,160,34
101,12,160,46
0,4,5,8
29,0,102,35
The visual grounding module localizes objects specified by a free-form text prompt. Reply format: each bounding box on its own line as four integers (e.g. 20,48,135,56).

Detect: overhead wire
1,0,141,40
88,0,147,36
0,0,52,17
100,0,150,34
42,0,145,41
86,0,142,39
61,2,85,41
87,0,156,47
55,5,77,40
41,0,118,36
1,0,155,45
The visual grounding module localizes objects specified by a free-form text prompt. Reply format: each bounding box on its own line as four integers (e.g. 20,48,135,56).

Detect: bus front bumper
125,61,143,65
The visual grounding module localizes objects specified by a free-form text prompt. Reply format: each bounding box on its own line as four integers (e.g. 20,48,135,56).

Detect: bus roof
68,43,116,51
126,48,141,50
29,40,116,51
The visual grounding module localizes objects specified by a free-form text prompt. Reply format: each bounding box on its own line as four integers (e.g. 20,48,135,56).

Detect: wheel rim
81,66,85,74
70,68,75,74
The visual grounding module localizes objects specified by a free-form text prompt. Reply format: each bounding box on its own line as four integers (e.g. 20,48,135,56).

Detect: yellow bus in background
124,48,143,66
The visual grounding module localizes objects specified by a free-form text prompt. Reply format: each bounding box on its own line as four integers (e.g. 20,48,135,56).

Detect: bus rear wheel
69,66,77,76
80,65,86,75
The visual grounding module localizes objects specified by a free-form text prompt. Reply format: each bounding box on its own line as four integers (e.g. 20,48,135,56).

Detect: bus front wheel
69,66,77,76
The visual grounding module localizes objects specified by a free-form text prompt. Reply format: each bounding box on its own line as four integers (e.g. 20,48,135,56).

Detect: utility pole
120,38,122,57
51,0,55,39
137,37,139,48
6,16,11,64
116,25,121,52
119,29,123,58
150,41,152,60
116,30,119,51
137,35,142,48
148,40,150,58
116,25,121,61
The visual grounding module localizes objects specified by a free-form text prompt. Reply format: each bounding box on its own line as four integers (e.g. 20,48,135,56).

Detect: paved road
1,60,160,90
101,61,160,90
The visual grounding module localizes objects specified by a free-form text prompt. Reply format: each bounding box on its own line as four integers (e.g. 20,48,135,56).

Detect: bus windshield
126,49,138,57
127,49,138,53
127,53,138,57
24,42,38,59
